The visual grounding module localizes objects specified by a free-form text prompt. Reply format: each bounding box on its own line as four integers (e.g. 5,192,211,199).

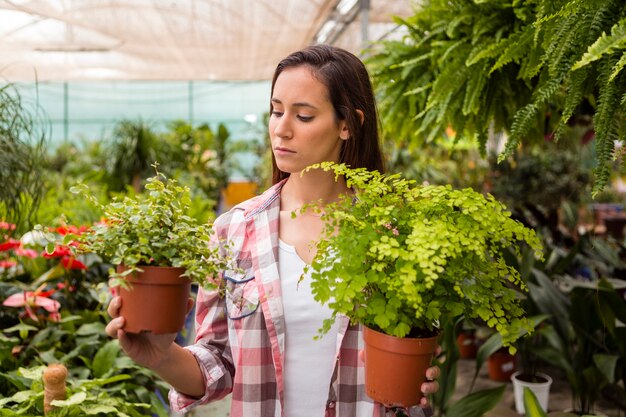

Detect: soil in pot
117,265,191,334
362,326,439,408
511,371,552,414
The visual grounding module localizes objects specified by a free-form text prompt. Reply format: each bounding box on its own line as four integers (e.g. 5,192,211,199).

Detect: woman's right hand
105,296,179,370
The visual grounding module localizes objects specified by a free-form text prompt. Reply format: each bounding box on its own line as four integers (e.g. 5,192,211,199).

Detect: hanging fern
367,0,626,194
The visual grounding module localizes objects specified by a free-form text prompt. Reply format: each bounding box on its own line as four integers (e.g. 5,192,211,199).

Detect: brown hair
270,44,384,184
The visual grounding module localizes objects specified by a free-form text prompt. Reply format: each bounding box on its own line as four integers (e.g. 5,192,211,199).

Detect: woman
106,45,439,417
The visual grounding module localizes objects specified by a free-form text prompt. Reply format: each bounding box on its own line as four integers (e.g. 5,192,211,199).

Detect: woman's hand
105,296,190,370
419,365,440,407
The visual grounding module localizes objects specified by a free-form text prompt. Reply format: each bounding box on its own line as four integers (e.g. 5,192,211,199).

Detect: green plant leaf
573,18,626,70
0,390,37,404
593,354,619,384
92,340,120,378
83,405,121,414
523,387,548,417
3,323,38,335
51,391,87,406
473,315,548,388
445,385,506,417
75,322,106,336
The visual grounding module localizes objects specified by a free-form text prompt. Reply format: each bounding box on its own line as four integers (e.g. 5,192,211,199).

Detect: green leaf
51,391,87,406
523,387,548,417
75,322,106,336
593,354,618,383
3,323,38,334
83,405,120,414
446,385,506,417
4,389,37,404
573,18,626,70
92,340,120,378
18,365,46,380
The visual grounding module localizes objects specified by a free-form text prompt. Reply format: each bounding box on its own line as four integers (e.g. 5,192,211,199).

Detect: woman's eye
297,115,314,122
271,111,283,117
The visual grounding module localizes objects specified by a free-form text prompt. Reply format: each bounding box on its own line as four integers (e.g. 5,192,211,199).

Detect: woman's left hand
419,365,440,407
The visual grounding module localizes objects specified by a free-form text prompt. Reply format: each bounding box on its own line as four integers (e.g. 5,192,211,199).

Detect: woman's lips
274,146,296,155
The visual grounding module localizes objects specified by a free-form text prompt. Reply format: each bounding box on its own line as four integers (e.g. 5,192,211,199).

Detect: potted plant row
302,162,543,407
62,164,230,334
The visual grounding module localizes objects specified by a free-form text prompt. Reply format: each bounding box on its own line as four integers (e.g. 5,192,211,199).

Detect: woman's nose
273,115,292,139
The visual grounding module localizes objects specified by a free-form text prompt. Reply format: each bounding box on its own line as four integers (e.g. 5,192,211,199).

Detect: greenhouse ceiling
0,0,414,81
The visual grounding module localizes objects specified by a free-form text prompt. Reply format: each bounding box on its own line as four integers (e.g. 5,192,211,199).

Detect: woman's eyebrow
271,98,318,110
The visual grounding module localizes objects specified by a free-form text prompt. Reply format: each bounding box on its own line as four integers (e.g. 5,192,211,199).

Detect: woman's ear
356,109,364,126
339,110,364,140
340,123,350,140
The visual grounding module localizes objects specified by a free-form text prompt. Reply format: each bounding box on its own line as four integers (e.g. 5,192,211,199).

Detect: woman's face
269,66,348,175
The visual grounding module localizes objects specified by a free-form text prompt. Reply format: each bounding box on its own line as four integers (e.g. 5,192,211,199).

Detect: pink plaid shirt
168,181,430,417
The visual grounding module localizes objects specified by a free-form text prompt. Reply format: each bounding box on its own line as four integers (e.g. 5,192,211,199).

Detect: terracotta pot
456,330,478,359
487,348,516,382
362,326,439,407
117,265,191,334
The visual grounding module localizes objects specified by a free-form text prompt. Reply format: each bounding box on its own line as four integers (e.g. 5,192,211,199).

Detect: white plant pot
511,370,553,414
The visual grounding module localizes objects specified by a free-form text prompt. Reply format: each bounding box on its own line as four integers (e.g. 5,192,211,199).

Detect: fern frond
573,18,626,70
592,60,621,194
610,53,626,81
499,103,538,162
489,24,535,74
463,61,489,116
437,39,469,66
530,74,565,105
502,74,565,160
533,0,584,29
391,53,432,69
466,37,507,66
544,12,582,77
553,66,591,142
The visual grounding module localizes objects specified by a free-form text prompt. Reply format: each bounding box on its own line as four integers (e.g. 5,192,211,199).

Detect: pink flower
0,260,17,268
2,285,61,322
0,239,21,252
15,248,38,258
0,222,16,231
60,256,87,270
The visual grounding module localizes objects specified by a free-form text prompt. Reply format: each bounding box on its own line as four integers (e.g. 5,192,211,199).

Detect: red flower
54,225,89,236
60,256,87,270
2,285,61,322
15,248,38,258
42,245,72,258
0,239,21,252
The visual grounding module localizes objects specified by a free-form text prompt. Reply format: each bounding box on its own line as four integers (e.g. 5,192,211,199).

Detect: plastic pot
362,326,439,407
117,265,191,334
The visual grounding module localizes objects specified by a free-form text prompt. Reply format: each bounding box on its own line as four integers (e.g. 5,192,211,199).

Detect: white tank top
278,239,340,417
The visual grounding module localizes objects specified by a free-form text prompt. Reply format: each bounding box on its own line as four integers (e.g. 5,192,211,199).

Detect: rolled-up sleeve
168,287,235,413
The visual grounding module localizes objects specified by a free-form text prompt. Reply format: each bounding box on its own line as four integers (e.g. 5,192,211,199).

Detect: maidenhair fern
368,0,626,194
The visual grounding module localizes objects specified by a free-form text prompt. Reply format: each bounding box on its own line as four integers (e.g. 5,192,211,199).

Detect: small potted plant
302,162,543,407
65,163,230,334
